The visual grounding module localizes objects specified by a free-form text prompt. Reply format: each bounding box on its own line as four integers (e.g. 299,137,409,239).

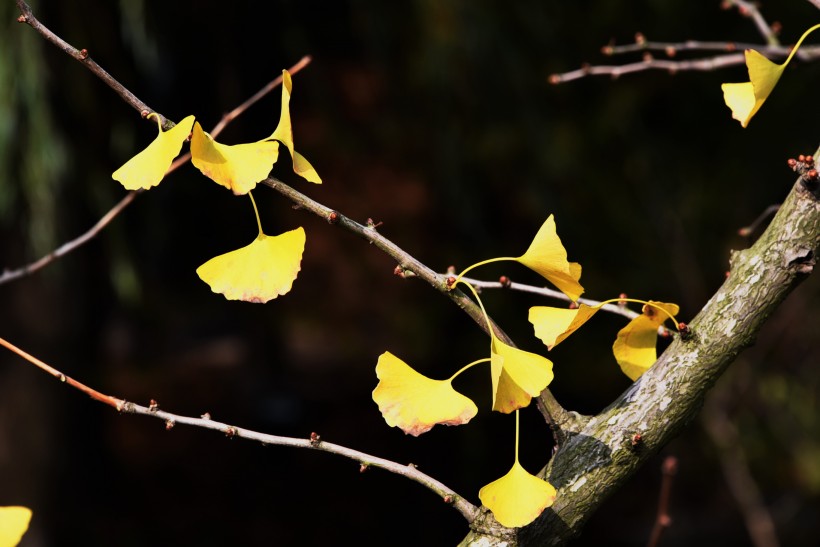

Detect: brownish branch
0,335,479,523
647,456,679,547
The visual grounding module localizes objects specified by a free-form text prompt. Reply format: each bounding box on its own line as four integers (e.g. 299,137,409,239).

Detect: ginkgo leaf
190,122,280,195
372,352,478,436
197,227,305,303
0,506,32,547
613,301,679,381
112,114,195,190
721,24,820,127
491,339,553,414
267,70,322,184
479,461,556,528
721,50,785,128
529,303,602,350
516,215,583,301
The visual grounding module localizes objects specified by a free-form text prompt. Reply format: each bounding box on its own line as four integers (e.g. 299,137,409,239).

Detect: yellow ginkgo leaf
372,352,478,436
516,215,584,301
479,461,556,528
197,227,305,303
612,301,679,381
721,50,785,128
190,122,280,195
529,303,602,350
722,24,820,127
491,339,553,414
112,114,195,190
0,506,32,547
267,70,322,184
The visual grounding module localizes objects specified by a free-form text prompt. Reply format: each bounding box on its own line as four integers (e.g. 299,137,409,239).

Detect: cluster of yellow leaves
0,507,32,547
111,70,318,303
530,300,679,381
371,214,682,528
722,24,820,127
371,215,583,527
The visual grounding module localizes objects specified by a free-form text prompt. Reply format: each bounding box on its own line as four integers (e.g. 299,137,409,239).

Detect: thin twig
603,40,796,57
551,35,820,84
458,276,641,321
647,456,679,547
702,390,780,547
738,205,781,237
724,0,780,46
0,191,139,285
550,53,747,84
0,335,479,523
2,0,310,286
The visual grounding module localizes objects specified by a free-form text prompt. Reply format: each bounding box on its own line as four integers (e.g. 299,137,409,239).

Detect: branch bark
460,176,819,545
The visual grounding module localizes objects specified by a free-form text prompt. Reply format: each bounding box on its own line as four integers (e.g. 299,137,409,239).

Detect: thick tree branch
461,171,820,545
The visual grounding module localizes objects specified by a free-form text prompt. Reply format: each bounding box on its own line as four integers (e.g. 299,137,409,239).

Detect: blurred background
1,1,819,545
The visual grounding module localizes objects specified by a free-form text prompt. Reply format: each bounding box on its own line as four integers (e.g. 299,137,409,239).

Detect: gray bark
460,177,820,546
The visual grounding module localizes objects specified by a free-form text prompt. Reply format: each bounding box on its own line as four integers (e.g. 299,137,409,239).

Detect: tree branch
723,0,780,45
461,169,820,545
0,335,479,523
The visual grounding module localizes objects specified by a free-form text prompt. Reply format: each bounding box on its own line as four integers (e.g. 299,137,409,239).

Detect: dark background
2,1,820,545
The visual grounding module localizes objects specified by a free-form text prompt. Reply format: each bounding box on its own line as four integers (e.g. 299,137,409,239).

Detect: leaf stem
784,23,820,66
449,358,491,382
248,191,263,236
514,409,520,463
460,281,497,343
455,257,517,286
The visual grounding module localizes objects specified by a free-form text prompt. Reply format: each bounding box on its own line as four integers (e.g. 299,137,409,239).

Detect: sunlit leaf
612,301,679,380
267,70,322,184
372,352,478,436
190,122,280,195
0,506,32,547
721,50,785,128
479,461,556,528
529,303,602,350
112,114,195,190
491,339,553,414
197,227,305,303
515,215,583,301
722,24,820,127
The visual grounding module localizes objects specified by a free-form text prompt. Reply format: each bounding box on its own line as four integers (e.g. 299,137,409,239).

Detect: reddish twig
647,456,679,547
0,336,124,409
2,0,310,286
0,335,479,523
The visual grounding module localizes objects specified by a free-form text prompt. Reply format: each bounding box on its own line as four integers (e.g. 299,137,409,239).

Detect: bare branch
550,52,747,84
0,191,139,285
723,0,780,45
647,456,679,547
0,335,479,523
